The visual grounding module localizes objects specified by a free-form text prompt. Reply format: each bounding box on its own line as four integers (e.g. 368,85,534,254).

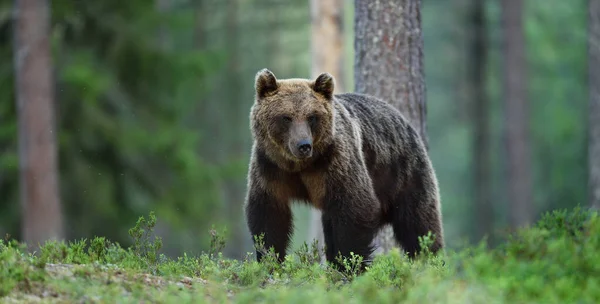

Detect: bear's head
250,68,335,165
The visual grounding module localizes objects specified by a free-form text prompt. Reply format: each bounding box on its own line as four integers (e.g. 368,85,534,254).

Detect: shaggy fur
244,69,444,269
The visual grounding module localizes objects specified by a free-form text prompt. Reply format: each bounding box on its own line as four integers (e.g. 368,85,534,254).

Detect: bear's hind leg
391,203,443,258
390,181,444,257
389,152,444,257
392,168,444,257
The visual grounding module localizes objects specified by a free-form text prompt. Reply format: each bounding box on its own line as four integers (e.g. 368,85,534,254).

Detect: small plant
252,234,281,274
362,248,414,289
0,239,46,297
38,240,69,264
88,236,108,262
66,239,90,264
128,211,163,272
416,231,436,259
333,251,365,281
295,239,323,266
536,206,591,238
208,225,227,259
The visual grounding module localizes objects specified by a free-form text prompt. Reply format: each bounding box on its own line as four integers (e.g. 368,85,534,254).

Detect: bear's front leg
321,181,380,271
245,184,292,263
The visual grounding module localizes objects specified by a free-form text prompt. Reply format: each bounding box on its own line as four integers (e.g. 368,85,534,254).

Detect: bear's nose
297,139,312,156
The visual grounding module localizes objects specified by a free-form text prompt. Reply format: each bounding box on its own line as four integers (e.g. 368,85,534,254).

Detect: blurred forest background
0,0,596,260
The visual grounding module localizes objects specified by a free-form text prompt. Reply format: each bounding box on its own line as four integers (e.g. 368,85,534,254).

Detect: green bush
1,208,599,303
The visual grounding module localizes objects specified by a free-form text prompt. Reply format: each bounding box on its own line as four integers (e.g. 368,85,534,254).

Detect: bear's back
333,92,419,145
334,93,412,128
332,92,426,177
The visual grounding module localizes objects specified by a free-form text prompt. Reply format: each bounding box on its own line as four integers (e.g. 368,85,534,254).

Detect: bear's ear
255,69,278,99
312,72,335,99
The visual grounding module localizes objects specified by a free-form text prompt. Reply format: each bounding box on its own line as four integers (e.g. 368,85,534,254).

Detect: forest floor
1,207,599,303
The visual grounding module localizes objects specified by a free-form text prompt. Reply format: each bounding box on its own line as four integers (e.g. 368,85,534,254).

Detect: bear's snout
289,138,313,159
287,121,313,160
296,139,312,157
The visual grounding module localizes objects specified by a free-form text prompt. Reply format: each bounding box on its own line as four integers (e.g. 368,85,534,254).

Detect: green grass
1,207,600,303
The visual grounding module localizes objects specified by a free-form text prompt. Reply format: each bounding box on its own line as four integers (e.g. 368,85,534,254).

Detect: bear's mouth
289,148,313,160
292,152,312,160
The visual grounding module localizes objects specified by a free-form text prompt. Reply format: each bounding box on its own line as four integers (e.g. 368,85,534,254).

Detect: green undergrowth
1,207,600,303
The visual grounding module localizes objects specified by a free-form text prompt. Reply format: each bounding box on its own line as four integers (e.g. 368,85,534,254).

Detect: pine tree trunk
590,0,600,209
309,0,346,257
193,0,205,49
501,0,533,227
156,0,171,49
354,0,427,254
13,0,64,247
469,0,493,241
222,0,246,259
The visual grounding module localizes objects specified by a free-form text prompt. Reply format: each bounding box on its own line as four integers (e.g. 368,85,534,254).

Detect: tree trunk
469,0,493,241
309,0,346,257
354,0,427,254
193,0,205,49
13,0,64,247
501,0,533,228
222,0,247,259
590,0,600,209
156,0,171,49
311,0,345,84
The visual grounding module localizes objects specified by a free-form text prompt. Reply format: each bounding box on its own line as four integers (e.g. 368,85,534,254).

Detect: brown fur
245,69,444,269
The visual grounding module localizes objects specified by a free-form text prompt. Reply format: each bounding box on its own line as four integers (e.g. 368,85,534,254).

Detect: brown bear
244,68,444,269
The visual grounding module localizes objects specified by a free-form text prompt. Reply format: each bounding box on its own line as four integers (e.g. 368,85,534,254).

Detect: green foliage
361,248,415,290
450,207,600,303
208,226,227,259
0,0,224,255
334,251,364,281
128,212,163,272
251,234,283,275
294,239,323,266
535,206,591,237
423,0,589,246
2,208,598,303
0,0,592,271
89,236,108,262
0,240,46,297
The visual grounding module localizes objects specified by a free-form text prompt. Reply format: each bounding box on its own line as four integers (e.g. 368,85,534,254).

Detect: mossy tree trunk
354,0,427,254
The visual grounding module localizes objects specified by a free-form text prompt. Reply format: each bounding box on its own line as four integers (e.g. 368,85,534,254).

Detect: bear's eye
279,115,292,124
308,114,319,125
